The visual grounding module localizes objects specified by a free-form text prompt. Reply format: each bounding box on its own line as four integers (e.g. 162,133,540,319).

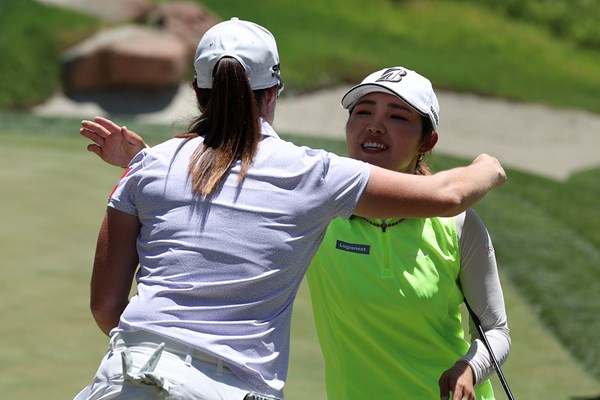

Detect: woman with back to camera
75,18,505,400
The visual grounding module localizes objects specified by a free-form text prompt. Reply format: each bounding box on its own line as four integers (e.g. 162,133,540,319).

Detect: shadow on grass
65,86,180,115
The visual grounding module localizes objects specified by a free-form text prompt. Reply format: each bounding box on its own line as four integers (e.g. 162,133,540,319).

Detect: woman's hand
469,153,506,189
439,361,476,400
80,116,146,168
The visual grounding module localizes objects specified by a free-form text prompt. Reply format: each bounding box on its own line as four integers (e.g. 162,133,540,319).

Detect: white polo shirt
107,119,370,397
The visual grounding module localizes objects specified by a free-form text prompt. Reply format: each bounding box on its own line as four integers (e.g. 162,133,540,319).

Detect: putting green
1,134,599,399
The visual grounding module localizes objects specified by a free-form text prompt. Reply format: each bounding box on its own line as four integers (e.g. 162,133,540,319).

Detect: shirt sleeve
322,152,371,219
107,148,148,216
455,209,511,385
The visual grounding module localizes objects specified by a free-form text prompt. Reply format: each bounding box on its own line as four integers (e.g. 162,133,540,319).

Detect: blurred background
1,0,600,399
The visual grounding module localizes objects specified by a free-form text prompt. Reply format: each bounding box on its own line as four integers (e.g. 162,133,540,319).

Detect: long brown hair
177,57,264,196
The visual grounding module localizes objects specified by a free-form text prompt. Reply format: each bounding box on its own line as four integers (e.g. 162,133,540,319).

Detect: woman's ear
265,86,278,106
259,86,279,125
419,131,439,153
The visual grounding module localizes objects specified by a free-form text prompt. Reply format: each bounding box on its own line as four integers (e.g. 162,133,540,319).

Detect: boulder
36,0,153,23
149,1,220,58
62,25,188,92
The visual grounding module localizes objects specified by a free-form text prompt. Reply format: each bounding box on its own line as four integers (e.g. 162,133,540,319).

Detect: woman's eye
391,114,407,121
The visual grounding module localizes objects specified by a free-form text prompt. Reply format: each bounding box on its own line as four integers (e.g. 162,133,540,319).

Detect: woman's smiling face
345,92,427,173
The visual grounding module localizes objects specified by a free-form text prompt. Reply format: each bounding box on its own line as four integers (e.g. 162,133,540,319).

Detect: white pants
74,331,276,400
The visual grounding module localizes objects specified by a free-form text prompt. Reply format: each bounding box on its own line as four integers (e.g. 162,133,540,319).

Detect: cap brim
341,83,431,121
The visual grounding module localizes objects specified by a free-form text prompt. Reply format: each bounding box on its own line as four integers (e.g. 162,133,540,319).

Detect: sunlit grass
2,118,599,398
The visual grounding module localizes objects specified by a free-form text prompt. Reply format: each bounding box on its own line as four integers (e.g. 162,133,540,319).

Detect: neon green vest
307,216,495,399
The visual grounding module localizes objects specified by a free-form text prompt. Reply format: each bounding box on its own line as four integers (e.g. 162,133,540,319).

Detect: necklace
359,217,405,233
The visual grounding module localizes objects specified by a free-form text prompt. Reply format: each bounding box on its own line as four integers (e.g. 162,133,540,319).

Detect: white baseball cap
194,17,283,94
341,66,440,130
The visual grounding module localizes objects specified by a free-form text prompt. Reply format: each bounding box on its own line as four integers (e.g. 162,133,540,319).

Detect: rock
36,0,153,22
148,1,220,58
62,25,189,92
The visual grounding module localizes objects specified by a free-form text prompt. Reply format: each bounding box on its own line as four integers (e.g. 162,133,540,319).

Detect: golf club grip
464,300,516,400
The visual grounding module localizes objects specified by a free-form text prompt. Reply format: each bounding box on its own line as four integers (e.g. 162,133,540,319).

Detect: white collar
260,118,280,139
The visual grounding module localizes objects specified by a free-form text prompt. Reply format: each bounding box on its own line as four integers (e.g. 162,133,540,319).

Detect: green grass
0,133,114,399
1,118,600,399
457,0,600,50
431,155,600,387
0,0,102,109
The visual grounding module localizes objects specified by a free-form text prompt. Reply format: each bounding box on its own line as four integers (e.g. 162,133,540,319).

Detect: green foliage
0,0,100,109
195,0,600,113
457,0,600,50
3,0,600,113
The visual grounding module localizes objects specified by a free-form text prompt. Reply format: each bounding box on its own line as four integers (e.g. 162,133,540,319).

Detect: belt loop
109,332,120,354
216,359,224,376
184,347,193,366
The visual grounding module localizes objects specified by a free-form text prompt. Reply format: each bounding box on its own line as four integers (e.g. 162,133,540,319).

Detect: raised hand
471,153,506,189
80,116,147,168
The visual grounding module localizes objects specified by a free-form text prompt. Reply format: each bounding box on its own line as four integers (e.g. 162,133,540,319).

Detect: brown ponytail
177,57,263,196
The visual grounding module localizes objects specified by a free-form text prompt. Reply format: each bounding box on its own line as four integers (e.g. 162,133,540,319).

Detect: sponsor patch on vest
335,240,370,255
